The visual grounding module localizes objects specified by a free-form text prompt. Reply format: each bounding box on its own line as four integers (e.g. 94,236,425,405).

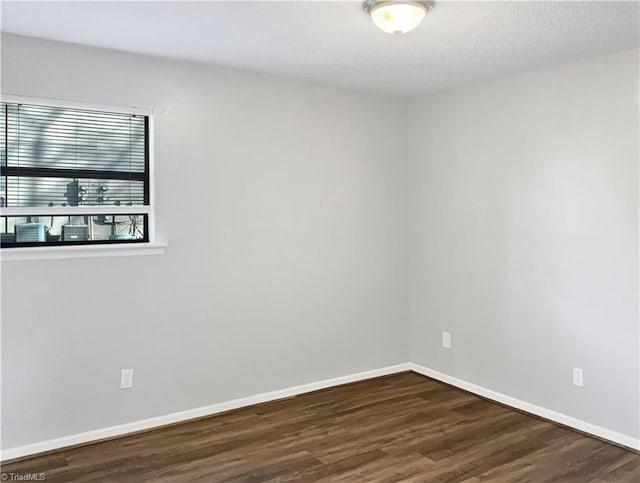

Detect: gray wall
2,33,638,451
409,49,639,439
1,34,410,449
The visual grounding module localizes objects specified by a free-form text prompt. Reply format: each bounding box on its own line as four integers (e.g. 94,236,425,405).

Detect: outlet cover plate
120,369,134,389
442,331,452,349
572,367,583,387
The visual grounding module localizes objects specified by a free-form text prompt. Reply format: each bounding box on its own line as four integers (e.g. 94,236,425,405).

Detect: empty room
0,0,638,481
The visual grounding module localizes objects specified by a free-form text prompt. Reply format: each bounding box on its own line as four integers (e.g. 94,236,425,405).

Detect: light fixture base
362,0,430,16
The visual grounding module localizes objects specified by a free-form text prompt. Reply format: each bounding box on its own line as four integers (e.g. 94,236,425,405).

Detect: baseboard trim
4,361,638,461
409,363,640,452
0,363,411,462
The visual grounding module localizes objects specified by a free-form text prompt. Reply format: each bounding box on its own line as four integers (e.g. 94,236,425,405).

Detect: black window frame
0,99,152,249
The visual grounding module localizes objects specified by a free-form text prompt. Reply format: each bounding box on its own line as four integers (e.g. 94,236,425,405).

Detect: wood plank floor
2,372,638,482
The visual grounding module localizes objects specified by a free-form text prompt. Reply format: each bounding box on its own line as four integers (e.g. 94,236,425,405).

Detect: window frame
0,94,158,252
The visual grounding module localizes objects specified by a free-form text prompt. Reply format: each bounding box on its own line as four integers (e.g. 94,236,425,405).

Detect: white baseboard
409,363,640,452
0,363,411,461
3,361,638,461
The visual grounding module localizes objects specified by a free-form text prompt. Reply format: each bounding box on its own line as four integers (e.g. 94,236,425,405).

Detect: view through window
0,100,151,248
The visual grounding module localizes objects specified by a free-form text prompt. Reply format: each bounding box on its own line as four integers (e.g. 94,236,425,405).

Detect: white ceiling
1,1,638,96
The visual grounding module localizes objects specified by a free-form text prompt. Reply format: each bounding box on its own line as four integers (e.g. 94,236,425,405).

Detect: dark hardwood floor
2,372,638,482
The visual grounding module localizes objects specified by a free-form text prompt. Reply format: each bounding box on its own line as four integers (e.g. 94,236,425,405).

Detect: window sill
0,242,167,262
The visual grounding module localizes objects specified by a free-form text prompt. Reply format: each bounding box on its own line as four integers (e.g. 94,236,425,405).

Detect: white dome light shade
366,1,428,35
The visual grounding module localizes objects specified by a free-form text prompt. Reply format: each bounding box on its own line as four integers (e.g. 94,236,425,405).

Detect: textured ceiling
1,1,638,96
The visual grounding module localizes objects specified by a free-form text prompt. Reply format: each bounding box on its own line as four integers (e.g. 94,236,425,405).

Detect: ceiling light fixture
363,0,430,35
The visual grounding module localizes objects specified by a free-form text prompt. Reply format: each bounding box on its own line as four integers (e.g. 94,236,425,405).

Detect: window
0,98,152,249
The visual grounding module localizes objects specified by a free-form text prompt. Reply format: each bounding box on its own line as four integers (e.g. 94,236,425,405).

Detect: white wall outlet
442,331,452,349
572,367,584,387
120,369,134,389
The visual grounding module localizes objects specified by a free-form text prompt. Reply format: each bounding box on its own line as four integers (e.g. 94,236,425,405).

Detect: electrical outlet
572,367,583,387
442,331,452,349
120,369,134,389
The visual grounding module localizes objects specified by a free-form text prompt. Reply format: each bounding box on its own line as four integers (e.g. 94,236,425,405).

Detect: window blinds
1,102,149,208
